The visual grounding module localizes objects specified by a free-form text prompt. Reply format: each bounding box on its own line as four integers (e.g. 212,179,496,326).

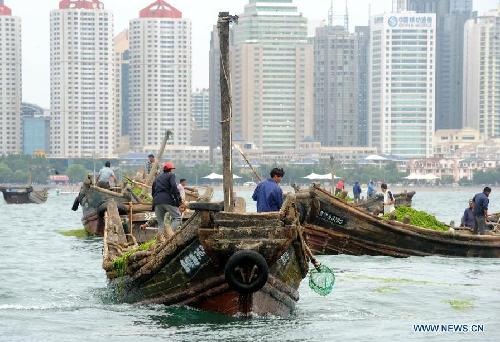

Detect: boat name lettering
180,245,207,276
318,210,346,226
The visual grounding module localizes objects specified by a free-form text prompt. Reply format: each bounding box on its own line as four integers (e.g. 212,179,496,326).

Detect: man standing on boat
367,180,376,198
252,168,285,213
96,161,117,189
152,162,182,237
472,187,491,235
353,181,362,203
381,183,395,214
144,154,159,177
335,177,345,196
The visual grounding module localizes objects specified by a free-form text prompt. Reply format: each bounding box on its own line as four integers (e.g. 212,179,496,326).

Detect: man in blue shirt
252,168,285,212
472,187,491,235
353,181,362,203
367,180,376,198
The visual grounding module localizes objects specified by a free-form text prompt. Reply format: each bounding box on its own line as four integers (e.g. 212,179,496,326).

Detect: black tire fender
224,250,269,294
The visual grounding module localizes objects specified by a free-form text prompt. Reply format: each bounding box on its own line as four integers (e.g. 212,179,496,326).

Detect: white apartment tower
231,0,313,152
463,6,500,138
129,0,192,150
50,0,115,158
0,0,21,155
369,12,436,158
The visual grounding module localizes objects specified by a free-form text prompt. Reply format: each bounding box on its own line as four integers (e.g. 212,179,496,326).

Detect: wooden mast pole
218,12,238,212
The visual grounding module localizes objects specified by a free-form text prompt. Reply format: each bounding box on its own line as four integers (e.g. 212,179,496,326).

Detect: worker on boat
335,177,345,196
460,199,475,229
152,162,182,239
96,161,117,189
144,154,159,177
381,183,395,214
472,187,491,235
367,180,376,198
252,168,285,213
353,181,362,203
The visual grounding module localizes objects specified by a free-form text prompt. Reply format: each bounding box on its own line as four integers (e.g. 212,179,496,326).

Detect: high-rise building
231,0,313,151
356,26,370,146
208,27,221,163
314,24,358,147
369,12,436,158
406,0,473,130
50,0,115,158
114,29,130,152
0,0,22,155
463,6,500,138
191,88,209,129
21,103,50,155
129,0,191,151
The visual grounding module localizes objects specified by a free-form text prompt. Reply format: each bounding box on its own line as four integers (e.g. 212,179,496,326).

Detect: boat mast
218,12,238,212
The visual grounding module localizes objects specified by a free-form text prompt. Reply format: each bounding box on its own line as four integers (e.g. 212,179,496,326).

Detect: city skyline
10,0,496,108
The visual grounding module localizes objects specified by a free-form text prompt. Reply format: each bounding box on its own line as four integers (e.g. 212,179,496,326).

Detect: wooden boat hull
103,198,308,317
0,187,48,204
297,186,500,258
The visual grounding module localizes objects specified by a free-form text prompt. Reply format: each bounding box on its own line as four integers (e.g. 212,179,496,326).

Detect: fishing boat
0,185,48,204
356,191,415,213
297,185,500,258
98,12,336,317
102,195,309,316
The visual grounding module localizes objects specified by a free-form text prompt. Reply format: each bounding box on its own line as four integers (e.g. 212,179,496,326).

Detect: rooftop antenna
328,0,334,27
345,0,349,31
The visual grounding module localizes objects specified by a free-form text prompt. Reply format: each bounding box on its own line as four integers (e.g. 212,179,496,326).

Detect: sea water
0,189,499,341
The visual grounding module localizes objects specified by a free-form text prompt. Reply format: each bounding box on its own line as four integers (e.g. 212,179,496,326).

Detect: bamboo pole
234,144,262,182
218,12,238,212
145,130,173,186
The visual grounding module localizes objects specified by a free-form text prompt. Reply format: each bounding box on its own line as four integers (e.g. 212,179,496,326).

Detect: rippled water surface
1,189,499,341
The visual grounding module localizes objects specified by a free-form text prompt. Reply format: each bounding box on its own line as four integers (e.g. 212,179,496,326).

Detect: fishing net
309,265,335,296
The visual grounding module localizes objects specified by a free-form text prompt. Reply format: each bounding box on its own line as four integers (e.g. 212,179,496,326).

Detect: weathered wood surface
297,185,500,258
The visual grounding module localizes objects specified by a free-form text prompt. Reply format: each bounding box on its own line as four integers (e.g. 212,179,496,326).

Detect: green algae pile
384,206,449,231
113,237,157,273
59,229,89,239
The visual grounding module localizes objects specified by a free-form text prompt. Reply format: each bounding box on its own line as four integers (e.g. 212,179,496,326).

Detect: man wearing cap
152,162,182,237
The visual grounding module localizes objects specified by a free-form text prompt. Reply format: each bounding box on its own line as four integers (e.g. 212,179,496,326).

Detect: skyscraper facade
114,29,130,151
191,88,209,129
406,0,473,130
129,0,191,150
356,26,370,146
231,0,313,151
314,24,358,147
463,6,500,138
50,0,115,158
0,0,22,155
369,12,436,158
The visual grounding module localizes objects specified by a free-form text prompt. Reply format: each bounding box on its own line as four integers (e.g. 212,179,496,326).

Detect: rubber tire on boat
224,250,269,294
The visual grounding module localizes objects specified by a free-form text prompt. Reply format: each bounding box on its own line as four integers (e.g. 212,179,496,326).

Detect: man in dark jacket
353,181,362,203
152,162,182,234
472,187,491,235
252,168,285,212
460,199,475,229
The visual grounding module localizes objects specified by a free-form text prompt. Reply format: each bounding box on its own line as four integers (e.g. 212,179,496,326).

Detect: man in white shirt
381,183,395,215
96,161,117,189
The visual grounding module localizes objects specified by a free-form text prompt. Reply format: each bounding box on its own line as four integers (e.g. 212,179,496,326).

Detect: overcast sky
7,0,497,107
